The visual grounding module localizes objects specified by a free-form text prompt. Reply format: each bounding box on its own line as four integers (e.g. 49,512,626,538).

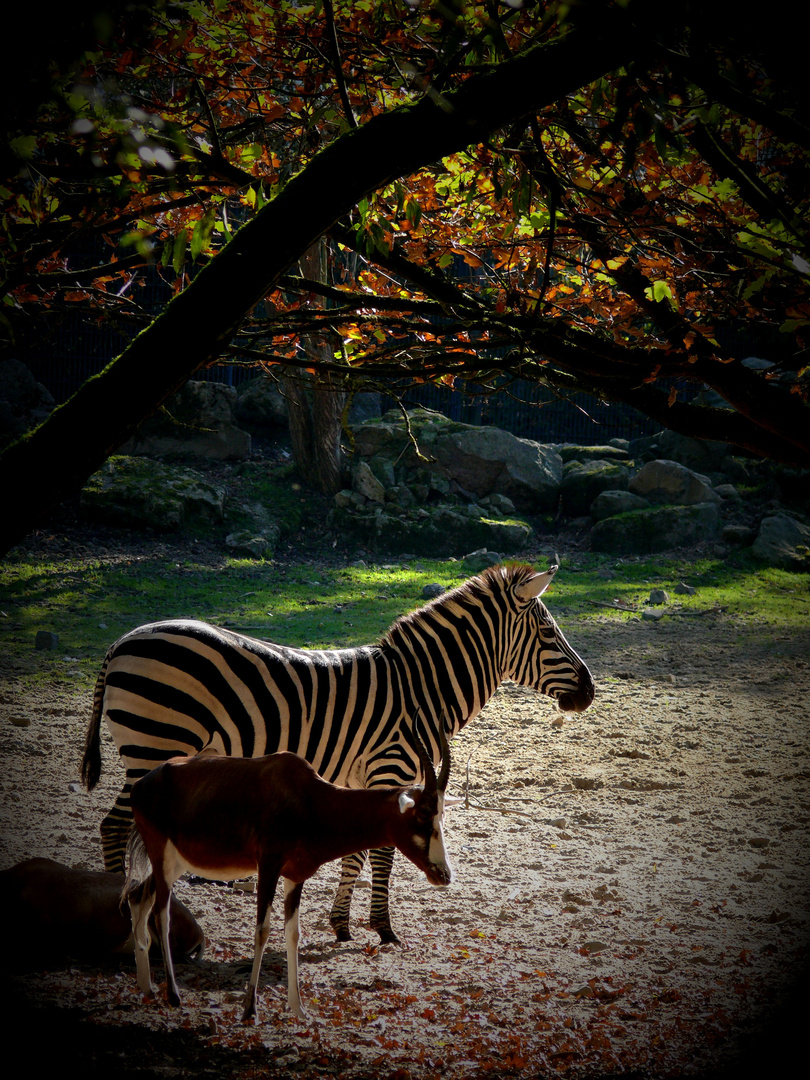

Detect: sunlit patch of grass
0,555,468,669
2,548,807,691
547,551,809,628
219,561,466,648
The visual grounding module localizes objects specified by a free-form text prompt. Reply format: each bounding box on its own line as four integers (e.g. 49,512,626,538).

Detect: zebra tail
81,651,110,790
121,827,152,909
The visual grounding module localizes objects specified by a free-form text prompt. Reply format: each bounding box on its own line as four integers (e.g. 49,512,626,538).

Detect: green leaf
644,280,677,309
190,209,216,260
10,136,37,161
172,231,187,275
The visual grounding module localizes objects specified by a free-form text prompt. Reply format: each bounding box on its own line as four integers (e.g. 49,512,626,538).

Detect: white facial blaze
428,798,454,884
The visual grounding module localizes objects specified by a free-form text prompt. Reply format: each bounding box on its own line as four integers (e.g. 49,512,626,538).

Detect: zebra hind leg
329,850,367,942
369,846,399,945
100,781,137,874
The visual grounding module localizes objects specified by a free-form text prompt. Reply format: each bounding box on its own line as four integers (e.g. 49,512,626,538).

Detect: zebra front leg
329,850,367,942
369,846,399,945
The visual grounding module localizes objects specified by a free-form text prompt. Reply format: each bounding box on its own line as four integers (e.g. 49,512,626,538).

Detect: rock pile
67,380,808,569
338,408,809,567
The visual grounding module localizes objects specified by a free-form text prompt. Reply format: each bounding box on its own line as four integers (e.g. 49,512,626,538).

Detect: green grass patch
1,548,807,690
0,555,468,682
545,550,809,626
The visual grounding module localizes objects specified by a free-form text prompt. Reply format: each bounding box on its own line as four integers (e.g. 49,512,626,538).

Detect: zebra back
85,563,591,793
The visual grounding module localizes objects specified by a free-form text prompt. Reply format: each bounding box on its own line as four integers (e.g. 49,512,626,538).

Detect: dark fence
25,332,664,447
18,245,673,447
400,379,660,445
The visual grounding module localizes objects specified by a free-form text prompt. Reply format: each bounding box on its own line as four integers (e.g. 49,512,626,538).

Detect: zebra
81,562,594,943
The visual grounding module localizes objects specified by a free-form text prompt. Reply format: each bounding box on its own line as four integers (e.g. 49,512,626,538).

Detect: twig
461,746,534,821
585,599,638,612
394,399,435,464
665,606,727,617
323,0,358,130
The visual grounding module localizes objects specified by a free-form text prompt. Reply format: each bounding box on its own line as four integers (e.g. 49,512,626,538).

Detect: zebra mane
381,562,539,648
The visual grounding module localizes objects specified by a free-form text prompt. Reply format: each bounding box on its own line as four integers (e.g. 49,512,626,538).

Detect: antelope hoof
241,988,259,1024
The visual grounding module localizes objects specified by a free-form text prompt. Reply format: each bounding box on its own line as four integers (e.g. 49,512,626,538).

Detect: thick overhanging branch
273,276,451,316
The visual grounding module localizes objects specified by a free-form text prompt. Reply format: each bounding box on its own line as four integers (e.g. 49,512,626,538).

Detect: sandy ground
1,574,809,1078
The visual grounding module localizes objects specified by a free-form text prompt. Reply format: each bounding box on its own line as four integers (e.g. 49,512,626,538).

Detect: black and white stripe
82,562,594,942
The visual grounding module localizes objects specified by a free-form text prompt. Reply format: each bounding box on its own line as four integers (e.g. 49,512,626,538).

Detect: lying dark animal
0,857,204,970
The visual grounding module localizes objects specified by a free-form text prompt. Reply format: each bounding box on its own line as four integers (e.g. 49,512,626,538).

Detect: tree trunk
284,242,346,496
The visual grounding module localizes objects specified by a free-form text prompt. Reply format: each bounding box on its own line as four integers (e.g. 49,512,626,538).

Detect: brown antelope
123,719,452,1021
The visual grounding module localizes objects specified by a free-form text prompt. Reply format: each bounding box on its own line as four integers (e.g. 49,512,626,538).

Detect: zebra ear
514,565,558,602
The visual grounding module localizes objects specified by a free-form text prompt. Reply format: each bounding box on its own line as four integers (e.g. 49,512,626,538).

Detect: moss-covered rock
330,501,531,557
560,459,630,516
752,514,810,571
351,407,562,512
590,502,720,554
80,456,225,532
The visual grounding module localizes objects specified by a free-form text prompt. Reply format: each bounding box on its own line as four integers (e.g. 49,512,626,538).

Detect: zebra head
502,564,594,713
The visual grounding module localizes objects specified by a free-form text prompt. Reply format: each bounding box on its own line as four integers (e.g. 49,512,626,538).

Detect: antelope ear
399,792,416,814
514,565,558,602
442,795,465,807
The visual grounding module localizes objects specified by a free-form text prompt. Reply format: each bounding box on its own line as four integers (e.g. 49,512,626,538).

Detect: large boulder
560,459,630,516
590,502,720,554
122,380,251,461
629,459,720,506
352,409,562,512
751,514,810,571
559,444,630,463
431,426,562,510
629,429,730,473
80,456,225,532
234,377,288,431
0,359,54,444
590,490,650,522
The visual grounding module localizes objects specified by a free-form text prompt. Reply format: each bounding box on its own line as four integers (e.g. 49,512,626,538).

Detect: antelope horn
412,709,436,795
437,713,451,795
412,709,451,795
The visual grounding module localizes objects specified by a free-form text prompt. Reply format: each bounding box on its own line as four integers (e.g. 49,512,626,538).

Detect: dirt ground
1,534,809,1079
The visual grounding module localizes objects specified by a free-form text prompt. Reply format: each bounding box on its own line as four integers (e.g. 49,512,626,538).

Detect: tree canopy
1,0,808,553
